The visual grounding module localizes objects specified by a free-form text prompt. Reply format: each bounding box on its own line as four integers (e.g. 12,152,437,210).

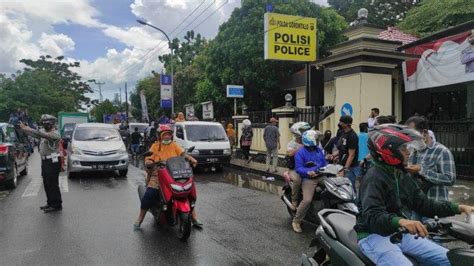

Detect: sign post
264,13,317,62
160,74,173,111
226,85,244,116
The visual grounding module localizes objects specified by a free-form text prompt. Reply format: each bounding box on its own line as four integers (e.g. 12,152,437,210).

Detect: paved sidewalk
229,158,288,181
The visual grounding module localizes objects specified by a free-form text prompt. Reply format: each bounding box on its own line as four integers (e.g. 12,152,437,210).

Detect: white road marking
59,174,68,193
22,177,43,197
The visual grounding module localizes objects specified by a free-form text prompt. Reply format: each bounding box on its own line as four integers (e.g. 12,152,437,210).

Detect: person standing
240,119,253,163
263,117,280,173
336,115,360,189
226,123,236,148
130,127,142,156
367,108,380,129
175,112,186,122
358,123,369,162
19,115,62,213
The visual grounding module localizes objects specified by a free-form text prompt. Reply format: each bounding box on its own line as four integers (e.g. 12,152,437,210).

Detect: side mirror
141,151,153,157
304,161,316,167
188,146,195,153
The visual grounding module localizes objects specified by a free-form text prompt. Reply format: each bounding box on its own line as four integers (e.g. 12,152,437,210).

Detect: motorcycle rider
286,122,311,211
355,124,473,265
292,130,327,233
134,124,199,230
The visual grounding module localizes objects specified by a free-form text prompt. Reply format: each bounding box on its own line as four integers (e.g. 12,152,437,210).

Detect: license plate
206,158,219,163
93,164,110,170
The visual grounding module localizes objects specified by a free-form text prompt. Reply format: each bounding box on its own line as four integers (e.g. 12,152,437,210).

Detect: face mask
162,139,172,145
43,124,53,131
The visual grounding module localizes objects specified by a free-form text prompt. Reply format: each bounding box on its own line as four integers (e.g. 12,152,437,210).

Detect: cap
339,115,353,125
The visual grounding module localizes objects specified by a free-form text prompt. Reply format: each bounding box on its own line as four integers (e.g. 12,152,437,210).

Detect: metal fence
294,107,319,126
247,110,273,124
430,120,474,180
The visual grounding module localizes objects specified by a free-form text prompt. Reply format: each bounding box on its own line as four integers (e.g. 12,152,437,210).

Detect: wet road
0,153,315,265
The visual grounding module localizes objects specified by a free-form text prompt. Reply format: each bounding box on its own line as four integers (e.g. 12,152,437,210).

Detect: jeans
131,144,140,154
293,178,320,223
358,233,450,266
346,165,361,192
265,147,278,172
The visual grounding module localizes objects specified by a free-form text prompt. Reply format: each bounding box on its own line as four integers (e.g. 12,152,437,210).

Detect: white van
173,121,231,166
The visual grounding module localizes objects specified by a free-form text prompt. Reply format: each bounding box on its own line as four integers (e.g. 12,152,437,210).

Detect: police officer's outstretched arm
19,115,60,141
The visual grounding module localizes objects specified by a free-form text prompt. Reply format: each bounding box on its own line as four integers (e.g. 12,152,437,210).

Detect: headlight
191,149,200,155
71,145,82,155
338,189,352,201
118,145,127,153
223,149,231,155
183,183,193,191
170,184,184,192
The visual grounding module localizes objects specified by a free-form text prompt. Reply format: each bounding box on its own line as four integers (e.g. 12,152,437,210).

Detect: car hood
182,140,230,150
73,140,124,152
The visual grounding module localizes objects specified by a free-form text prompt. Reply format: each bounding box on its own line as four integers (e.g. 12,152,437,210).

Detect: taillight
0,145,8,154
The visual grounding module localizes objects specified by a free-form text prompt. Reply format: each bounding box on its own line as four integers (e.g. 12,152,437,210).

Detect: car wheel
20,159,28,176
7,165,18,189
119,169,128,177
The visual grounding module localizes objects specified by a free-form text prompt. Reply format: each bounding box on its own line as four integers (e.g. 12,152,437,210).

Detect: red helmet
157,124,173,139
368,124,424,168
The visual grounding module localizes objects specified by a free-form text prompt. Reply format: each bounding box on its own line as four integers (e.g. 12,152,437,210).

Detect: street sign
161,98,172,109
264,13,317,62
226,85,244,98
184,104,194,118
160,74,172,85
201,101,214,120
341,103,353,116
161,84,172,98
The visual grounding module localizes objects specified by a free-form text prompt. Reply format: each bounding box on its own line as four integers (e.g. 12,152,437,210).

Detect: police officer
20,114,62,213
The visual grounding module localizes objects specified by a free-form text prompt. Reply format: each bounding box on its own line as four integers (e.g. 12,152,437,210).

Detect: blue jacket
295,146,328,179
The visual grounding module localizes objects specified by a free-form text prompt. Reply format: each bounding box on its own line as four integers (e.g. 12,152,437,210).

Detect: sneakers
292,221,302,233
133,222,142,231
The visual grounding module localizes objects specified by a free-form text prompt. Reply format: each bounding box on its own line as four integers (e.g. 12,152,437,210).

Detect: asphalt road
0,152,315,265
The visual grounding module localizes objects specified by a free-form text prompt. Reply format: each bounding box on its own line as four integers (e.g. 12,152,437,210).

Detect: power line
192,0,229,31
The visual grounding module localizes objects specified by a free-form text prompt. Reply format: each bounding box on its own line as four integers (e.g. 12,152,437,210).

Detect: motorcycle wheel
177,212,192,242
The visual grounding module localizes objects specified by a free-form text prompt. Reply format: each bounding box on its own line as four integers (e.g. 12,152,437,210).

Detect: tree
191,0,347,117
398,0,474,36
90,100,117,122
0,55,92,121
328,0,418,28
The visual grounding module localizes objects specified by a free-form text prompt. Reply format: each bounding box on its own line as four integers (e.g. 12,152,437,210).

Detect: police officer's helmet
40,114,57,126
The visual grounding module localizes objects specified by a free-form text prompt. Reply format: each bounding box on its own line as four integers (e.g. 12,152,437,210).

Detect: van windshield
185,125,228,142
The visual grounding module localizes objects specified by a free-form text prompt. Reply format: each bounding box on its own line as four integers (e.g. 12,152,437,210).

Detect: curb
227,161,286,182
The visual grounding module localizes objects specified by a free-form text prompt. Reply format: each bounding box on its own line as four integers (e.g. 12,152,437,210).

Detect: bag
241,140,252,147
285,155,295,169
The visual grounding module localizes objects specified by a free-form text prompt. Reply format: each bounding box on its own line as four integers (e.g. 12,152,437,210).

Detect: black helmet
368,124,424,168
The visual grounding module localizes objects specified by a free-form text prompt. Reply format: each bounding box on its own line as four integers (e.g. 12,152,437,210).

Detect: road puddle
219,170,284,196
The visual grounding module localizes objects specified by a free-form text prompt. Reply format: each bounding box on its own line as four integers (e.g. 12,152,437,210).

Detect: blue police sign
160,74,172,85
161,98,172,109
341,103,353,116
226,85,244,98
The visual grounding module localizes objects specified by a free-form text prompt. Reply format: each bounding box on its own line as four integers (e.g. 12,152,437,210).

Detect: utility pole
125,82,128,119
88,79,105,103
119,87,122,112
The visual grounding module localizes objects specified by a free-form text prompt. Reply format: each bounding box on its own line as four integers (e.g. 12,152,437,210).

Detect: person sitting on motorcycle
356,124,473,265
286,122,312,211
292,130,328,233
134,124,199,230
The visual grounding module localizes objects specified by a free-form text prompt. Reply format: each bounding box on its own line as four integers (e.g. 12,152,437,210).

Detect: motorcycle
301,209,474,265
281,162,358,225
137,149,197,241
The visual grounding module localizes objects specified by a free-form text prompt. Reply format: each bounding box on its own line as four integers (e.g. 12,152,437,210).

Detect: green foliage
90,100,118,122
130,75,162,121
398,0,474,36
0,55,92,121
328,0,418,28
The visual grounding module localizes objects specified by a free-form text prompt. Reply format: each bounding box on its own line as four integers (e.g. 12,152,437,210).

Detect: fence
247,110,273,124
430,120,474,180
294,107,319,126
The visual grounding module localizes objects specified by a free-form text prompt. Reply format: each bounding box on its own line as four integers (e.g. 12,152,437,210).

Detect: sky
0,0,328,102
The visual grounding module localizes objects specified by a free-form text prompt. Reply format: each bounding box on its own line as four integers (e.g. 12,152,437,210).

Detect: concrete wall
296,86,307,108
334,72,392,133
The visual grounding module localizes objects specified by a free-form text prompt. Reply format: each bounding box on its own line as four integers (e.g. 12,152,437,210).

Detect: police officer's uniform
23,115,62,212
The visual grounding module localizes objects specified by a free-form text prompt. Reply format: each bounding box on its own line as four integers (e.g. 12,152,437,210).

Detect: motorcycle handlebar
389,219,446,244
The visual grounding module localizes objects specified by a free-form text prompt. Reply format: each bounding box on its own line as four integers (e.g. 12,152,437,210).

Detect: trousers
41,159,62,208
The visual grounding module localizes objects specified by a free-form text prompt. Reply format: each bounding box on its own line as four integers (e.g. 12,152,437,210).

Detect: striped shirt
409,141,456,201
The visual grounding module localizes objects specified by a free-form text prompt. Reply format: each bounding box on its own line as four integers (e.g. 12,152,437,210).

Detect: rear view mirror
141,151,153,157
305,161,316,167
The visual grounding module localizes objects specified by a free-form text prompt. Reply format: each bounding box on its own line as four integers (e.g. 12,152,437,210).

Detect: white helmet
243,119,251,127
290,122,311,137
302,130,322,147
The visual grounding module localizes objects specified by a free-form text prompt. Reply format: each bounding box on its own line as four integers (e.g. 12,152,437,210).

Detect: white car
67,123,129,178
173,121,231,167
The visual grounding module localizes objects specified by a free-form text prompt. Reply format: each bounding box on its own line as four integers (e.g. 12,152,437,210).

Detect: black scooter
302,209,474,265
281,163,358,225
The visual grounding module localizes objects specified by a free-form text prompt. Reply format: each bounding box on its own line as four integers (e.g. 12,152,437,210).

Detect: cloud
38,33,75,57
102,25,167,50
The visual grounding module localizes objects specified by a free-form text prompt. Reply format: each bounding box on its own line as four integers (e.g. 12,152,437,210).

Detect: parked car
67,123,129,178
128,122,148,138
173,121,231,168
0,123,28,189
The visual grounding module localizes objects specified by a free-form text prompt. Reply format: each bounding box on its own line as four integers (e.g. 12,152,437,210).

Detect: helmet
302,130,322,147
290,122,311,137
40,114,57,126
157,124,173,139
243,119,251,127
368,124,424,168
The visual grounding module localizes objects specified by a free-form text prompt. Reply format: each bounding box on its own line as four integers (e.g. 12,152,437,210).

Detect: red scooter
138,152,197,241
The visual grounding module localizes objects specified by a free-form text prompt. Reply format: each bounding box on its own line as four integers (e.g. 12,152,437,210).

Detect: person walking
336,115,360,190
226,123,236,148
19,115,63,213
240,119,253,163
130,127,142,157
263,117,280,173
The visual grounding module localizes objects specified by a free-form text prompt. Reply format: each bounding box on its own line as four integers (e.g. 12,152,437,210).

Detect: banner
264,13,317,61
402,31,474,92
140,90,149,122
